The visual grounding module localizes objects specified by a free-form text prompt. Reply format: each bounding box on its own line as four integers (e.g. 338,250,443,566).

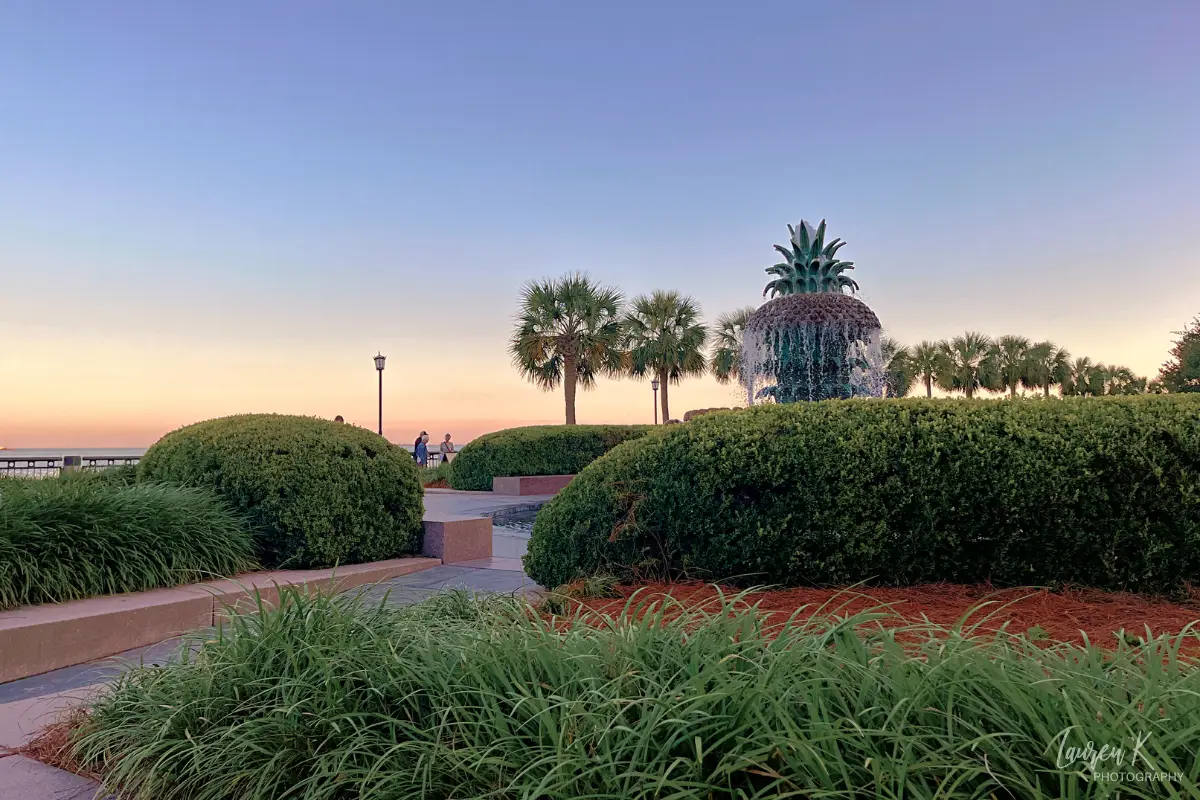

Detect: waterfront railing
1,451,450,477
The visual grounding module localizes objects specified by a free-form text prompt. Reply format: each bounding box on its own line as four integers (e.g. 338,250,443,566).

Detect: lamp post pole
651,378,660,425
374,353,387,436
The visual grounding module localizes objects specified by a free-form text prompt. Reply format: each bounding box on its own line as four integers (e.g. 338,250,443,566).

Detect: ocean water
0,447,147,460
0,444,461,459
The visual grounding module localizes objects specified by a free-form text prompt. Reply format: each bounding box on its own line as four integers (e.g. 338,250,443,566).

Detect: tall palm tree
909,340,945,398
1104,365,1140,395
709,307,756,385
881,337,913,398
937,332,995,398
1063,357,1097,396
509,273,625,425
988,335,1031,398
1024,341,1071,397
625,290,708,422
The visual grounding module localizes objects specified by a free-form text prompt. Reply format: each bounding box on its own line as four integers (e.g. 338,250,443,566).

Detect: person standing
439,433,455,463
415,433,429,467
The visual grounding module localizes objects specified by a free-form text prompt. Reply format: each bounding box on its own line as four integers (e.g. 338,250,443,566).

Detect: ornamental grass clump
72,587,1200,799
0,475,256,609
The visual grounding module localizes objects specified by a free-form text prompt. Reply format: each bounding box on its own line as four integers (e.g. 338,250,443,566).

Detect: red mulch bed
568,581,1200,649
423,479,449,489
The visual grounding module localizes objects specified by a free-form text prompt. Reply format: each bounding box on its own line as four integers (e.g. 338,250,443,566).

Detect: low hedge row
524,396,1200,594
140,414,424,568
0,474,256,610
449,424,655,491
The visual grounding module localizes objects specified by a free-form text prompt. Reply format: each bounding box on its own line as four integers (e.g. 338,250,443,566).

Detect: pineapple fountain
741,220,886,403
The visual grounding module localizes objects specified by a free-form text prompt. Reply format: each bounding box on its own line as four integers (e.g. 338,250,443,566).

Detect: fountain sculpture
741,220,885,404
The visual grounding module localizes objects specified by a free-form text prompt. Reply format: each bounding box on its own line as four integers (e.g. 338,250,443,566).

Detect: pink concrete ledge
492,475,575,496
422,516,492,563
0,557,439,684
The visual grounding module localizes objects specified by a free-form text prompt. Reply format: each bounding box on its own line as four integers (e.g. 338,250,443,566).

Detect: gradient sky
2,1,1198,447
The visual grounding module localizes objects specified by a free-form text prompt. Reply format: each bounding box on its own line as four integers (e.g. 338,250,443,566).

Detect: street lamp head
374,353,387,371
651,378,660,391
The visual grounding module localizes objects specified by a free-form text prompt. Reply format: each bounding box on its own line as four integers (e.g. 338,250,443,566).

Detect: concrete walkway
0,490,547,799
422,487,552,521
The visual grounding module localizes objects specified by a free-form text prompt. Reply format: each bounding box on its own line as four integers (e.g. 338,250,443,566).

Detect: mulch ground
566,581,1200,649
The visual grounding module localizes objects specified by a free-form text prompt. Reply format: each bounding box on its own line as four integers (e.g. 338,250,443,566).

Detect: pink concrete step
491,475,574,496
0,558,439,684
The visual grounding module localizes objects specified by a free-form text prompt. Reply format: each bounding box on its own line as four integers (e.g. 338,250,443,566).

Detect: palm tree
1063,357,1098,396
909,340,945,398
625,290,708,422
937,332,995,398
709,307,756,385
1024,341,1071,397
509,273,625,425
881,337,913,398
1104,365,1140,395
988,335,1031,398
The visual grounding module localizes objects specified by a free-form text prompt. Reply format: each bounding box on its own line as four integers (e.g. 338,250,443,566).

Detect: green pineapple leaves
763,218,859,298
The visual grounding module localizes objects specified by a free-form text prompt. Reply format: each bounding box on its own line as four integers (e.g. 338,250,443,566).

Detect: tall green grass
0,474,257,609
74,587,1200,799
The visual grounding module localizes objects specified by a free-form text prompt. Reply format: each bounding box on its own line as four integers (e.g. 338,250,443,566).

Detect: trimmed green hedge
449,424,655,491
0,475,256,610
525,396,1200,594
141,414,424,568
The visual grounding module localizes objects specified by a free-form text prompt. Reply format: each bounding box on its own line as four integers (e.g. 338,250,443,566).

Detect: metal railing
0,455,141,478
412,453,453,469
1,449,450,476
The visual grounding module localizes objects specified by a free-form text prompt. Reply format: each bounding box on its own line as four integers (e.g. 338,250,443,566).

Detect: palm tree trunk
925,375,932,398
563,354,578,425
1044,384,1050,398
1009,382,1017,399
965,386,974,399
659,371,670,422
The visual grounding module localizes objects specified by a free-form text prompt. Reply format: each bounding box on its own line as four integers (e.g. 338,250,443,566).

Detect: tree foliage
624,290,708,422
1160,315,1200,393
509,273,625,424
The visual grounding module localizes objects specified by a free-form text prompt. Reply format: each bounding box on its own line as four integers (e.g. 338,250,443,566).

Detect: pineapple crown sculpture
763,219,858,298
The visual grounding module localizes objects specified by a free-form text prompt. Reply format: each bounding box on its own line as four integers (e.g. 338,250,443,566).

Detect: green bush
140,414,424,568
84,463,140,487
420,459,454,487
0,476,256,610
449,424,654,491
73,589,1200,798
525,396,1200,593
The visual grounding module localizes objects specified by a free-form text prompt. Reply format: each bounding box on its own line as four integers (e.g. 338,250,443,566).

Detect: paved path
0,490,548,798
422,488,553,521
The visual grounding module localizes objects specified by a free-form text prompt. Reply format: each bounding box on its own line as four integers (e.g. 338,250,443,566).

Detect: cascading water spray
739,220,886,404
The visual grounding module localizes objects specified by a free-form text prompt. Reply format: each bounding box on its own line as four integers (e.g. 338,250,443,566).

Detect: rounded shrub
140,414,424,568
449,424,654,491
525,396,1200,594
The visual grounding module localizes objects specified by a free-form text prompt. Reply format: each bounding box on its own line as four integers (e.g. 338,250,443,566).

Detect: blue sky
2,1,1198,444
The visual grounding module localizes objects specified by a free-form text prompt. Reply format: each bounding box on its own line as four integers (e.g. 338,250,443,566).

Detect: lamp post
374,353,386,436
651,377,660,425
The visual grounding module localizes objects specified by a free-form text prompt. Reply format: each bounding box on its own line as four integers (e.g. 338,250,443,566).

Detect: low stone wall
0,558,439,684
492,475,575,496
